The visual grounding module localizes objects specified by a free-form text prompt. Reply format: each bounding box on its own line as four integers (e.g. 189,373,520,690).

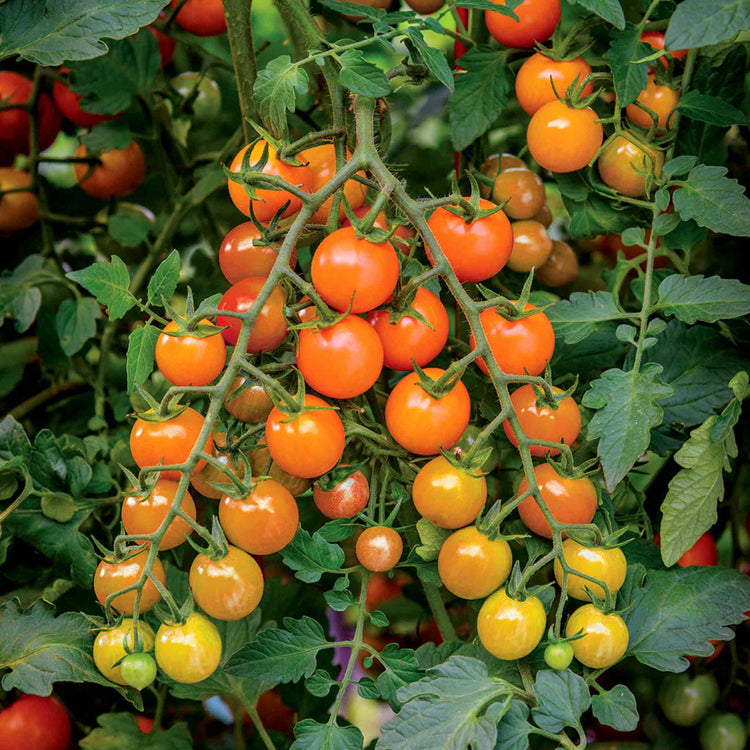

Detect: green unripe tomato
700,713,747,750
544,641,574,670
658,674,719,727
120,652,157,690
171,72,221,123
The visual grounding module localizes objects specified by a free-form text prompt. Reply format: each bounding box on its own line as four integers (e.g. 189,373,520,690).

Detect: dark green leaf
495,700,534,750
338,49,390,98
375,643,421,703
591,685,639,732
663,156,698,179
40,493,77,523
80,713,192,749
318,0,385,20
531,669,591,734
567,195,635,238
677,91,747,126
254,56,310,140
547,291,624,345
403,28,454,92
290,719,364,750
571,0,625,27
281,528,345,583
147,249,181,305
11,287,42,333
126,324,159,393
604,26,651,105
108,214,151,248
665,0,750,50
656,274,750,324
323,588,355,612
81,120,134,151
55,297,101,356
67,257,135,320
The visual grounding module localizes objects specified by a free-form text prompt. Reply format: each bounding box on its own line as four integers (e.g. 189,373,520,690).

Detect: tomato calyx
410,361,467,401
132,394,189,423
314,461,368,492
185,515,231,561
437,174,505,224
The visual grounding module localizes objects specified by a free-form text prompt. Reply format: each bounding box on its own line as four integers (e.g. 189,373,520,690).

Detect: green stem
223,0,258,141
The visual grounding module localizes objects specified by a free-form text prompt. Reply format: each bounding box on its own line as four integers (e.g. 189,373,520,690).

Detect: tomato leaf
55,298,101,357
108,214,151,249
677,91,747,126
80,713,192,748
665,0,750,50
591,685,639,732
318,0,385,21
655,274,750,324
147,249,181,305
126,324,159,394
324,588,355,612
494,700,535,750
375,643,421,704
604,26,652,106
290,719,364,750
67,256,135,321
338,49,391,99
403,28,454,92
254,56,310,141
531,669,591,734
81,120,134,151
281,527,346,583
10,287,42,334
547,291,624,345
570,0,625,28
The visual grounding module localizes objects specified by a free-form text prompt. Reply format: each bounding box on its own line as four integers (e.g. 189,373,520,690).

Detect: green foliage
531,669,590,734
665,0,750,50
79,713,192,749
591,685,639,732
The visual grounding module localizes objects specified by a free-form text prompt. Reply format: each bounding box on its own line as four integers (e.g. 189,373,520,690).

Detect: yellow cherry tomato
477,588,546,660
553,539,627,601
155,612,222,684
566,604,629,668
93,618,155,685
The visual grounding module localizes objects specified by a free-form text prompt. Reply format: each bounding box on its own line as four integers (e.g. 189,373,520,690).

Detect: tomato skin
515,53,593,115
190,432,245,499
170,0,227,36
94,618,156,685
228,141,309,223
544,641,574,670
303,144,367,223
491,168,547,221
517,463,597,538
640,30,687,68
0,695,71,750
219,222,297,284
472,303,555,377
121,480,196,550
527,101,603,173
120,652,157,690
0,168,38,233
367,288,449,371
699,713,747,750
217,277,288,353
74,141,146,200
356,526,403,572
155,319,226,386
412,456,487,529
654,531,718,567
485,0,561,49
566,605,628,668
385,368,471,455
248,440,312,496
53,76,117,128
405,0,445,12
136,715,156,733
155,612,223,684
149,17,176,68
598,135,664,198
313,470,370,519
265,395,346,478
130,407,211,480
438,526,512,599
503,384,581,456
477,588,546,660
554,540,627,601
658,674,719,727
426,199,513,282
531,203,553,227
626,76,679,132
190,544,264,620
171,72,221,123
297,313,384,399
94,549,166,614
225,378,274,423
535,240,578,286
508,219,553,272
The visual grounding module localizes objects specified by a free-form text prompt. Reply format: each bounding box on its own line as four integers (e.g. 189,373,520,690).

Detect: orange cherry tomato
190,432,245,499
485,0,561,49
598,134,664,197
219,222,297,283
303,144,367,223
340,206,415,253
170,0,227,36
356,526,403,572
477,588,546,659
0,168,38,233
385,368,471,455
313,469,370,519
219,479,299,555
554,539,627,601
73,141,146,200
248,438,312,497
626,75,679,132
515,52,593,115
490,168,547,221
517,463,597,538
154,319,226,386
508,219,553,272
94,549,166,614
225,378,274,423
535,240,579,286
640,30,687,68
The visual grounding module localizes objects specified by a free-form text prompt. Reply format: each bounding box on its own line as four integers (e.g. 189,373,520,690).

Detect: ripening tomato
313,469,369,519
485,0,561,49
249,439,312,497
438,526,512,599
515,53,593,115
659,674,720,728
0,168,38,233
699,713,747,750
297,313,384,399
225,378,274,423
121,480,196,550
412,456,487,529
471,303,555,377
130,407,211,480
190,432,245,499
94,549,166,614
503,384,581,456
490,168,546,221
53,71,118,128
535,240,578,286
426,199,513,282
626,75,679,132
120,652,157,690
477,588,546,659
654,531,718,567
190,544,264,620
171,72,222,123
155,612,222,683
531,203,553,227
566,605,629,668
508,219,553,272
303,144,367,223
154,319,226,386
170,0,227,36
219,480,298,555
228,141,310,223
0,695,71,750
74,141,146,199
640,30,687,68
405,0,445,12
356,526,403,572
93,618,156,685
311,226,400,313
554,539,627,601
367,288,449,371
219,222,297,283
527,101,603,173
598,135,664,198
217,277,288,353
385,368,471,455
265,395,346,478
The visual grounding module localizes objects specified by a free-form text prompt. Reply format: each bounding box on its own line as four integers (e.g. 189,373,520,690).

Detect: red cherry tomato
94,549,167,614
515,53,593,115
155,318,226,386
170,0,227,36
356,526,403,572
313,469,370,519
485,0,561,49
0,695,71,750
136,715,156,733
149,14,177,68
600,230,669,270
641,30,687,68
52,69,118,128
654,531,718,567
0,168,38,233
73,141,146,200
303,144,367,223
219,222,297,283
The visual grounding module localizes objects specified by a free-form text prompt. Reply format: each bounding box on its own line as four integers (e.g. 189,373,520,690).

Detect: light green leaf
55,297,101,356
656,274,750,324
147,250,181,305
281,528,345,583
80,713,192,748
254,56,310,140
591,685,639,732
570,0,625,28
126,324,159,393
665,0,750,50
547,291,624,345
403,27,454,92
532,670,591,734
108,214,151,248
290,719,364,750
677,91,747,126
604,26,651,106
339,49,390,98
66,256,135,320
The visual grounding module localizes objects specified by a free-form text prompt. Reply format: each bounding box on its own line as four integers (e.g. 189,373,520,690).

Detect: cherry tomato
598,135,664,198
225,378,274,423
136,715,156,733
438,526,512,599
527,101,603,173
566,604,628,668
699,713,747,750
171,72,221,123
544,641,574,670
481,153,529,179
531,203,553,227
640,30,687,68
337,0,390,21
0,695,71,750
490,168,546,221
503,384,581,456
149,15,177,68
405,0,445,12
485,0,561,49
626,75,679,132
517,463,597,538
426,199,513,282
477,588,546,659
0,168,38,233
243,690,296,735
53,70,117,128
658,674,719,727
265,394,346,478
190,544,264,620
412,456,487,529
340,206,415,253
654,531,718,567
130,406,211,480
228,140,310,223
155,319,226,386
367,288,449,371
170,0,227,36
248,439,313,497
219,479,299,555
535,240,578,286
74,141,146,200
385,368,471,455
472,303,555,377
93,618,155,685
94,549,166,614
121,479,196,550
219,222,297,283
313,469,369,519
217,277,288,353
190,432,245,499
120,652,157,690
297,313,384,399
303,144,367,223
515,52,593,115
155,612,222,684
356,526,403,572
554,539,627,601
508,219,553,272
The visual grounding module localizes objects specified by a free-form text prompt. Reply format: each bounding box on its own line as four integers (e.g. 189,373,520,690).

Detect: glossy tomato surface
190,432,245,499
554,539,627,601
515,53,593,115
0,168,38,233
313,469,370,519
508,219,553,272
0,695,71,750
304,144,367,223
477,588,546,659
219,222,297,283
225,378,274,423
485,0,561,49
74,141,146,200
626,75,679,131
356,526,403,572
155,612,223,683
155,319,226,386
488,167,546,220
93,618,156,685
598,135,664,198
654,531,718,567
170,0,227,36
94,549,166,614
566,605,629,668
